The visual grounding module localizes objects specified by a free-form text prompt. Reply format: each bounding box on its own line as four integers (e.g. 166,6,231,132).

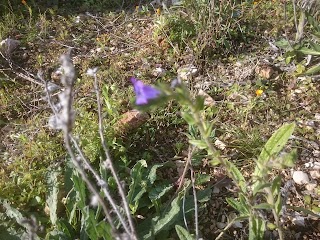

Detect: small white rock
304,162,314,168
214,139,226,150
305,182,317,191
216,222,226,229
152,67,166,77
0,38,20,55
292,214,305,226
177,65,197,81
313,150,320,158
212,186,220,194
314,162,320,170
309,170,320,179
292,171,310,185
232,221,243,229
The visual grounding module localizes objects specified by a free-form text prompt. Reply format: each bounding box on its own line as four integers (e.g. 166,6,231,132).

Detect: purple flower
130,77,161,105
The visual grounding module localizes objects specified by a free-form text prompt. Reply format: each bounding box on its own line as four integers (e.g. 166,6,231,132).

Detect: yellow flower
156,8,161,16
256,89,263,97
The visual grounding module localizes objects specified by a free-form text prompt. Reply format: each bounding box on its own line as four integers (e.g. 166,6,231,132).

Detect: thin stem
265,187,284,240
190,167,199,239
64,133,117,235
70,136,132,236
93,73,137,239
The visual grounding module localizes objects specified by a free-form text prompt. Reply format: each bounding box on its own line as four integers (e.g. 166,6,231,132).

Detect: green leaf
306,12,320,32
127,160,148,213
280,149,297,168
181,112,196,125
196,187,212,203
138,195,182,239
149,183,173,201
72,172,87,209
175,225,194,240
203,122,215,139
95,221,112,238
249,216,265,240
195,173,211,185
271,176,281,196
254,123,295,181
46,168,60,225
275,193,282,216
55,219,76,239
310,42,320,52
82,207,101,240
188,139,207,149
287,206,320,218
253,203,273,210
225,161,247,193
226,197,249,216
297,47,320,56
1,200,28,230
275,39,291,50
194,95,205,112
147,163,165,185
252,182,271,196
303,64,320,76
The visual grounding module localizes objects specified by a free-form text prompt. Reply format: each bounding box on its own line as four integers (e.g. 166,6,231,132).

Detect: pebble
305,182,317,191
292,171,310,185
310,170,320,179
216,222,226,229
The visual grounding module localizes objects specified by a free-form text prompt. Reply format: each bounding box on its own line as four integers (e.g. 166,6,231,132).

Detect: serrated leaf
175,225,194,240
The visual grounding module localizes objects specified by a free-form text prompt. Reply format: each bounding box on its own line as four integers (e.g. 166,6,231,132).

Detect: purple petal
142,85,161,99
130,77,161,105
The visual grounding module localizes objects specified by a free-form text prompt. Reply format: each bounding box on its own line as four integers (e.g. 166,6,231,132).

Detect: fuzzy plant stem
59,57,133,237
190,167,199,239
92,73,137,239
69,136,133,236
59,85,119,235
265,187,284,240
